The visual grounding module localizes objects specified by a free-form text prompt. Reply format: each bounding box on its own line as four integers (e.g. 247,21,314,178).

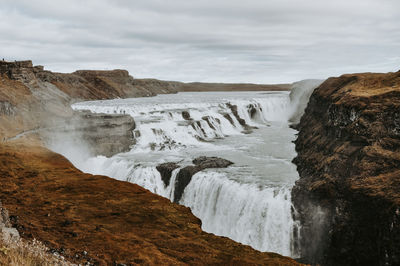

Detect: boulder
1,227,20,243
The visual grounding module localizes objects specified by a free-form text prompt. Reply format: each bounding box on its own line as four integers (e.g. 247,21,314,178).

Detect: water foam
66,91,316,257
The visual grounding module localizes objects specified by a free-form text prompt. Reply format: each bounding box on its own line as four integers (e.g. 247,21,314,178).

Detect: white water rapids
52,82,320,258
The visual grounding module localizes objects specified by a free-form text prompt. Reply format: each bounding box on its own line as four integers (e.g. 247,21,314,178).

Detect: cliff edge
292,71,400,265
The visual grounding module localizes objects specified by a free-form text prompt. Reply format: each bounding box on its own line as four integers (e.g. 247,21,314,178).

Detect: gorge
0,60,399,265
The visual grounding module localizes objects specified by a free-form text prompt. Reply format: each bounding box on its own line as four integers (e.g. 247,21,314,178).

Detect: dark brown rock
292,71,400,265
156,162,180,186
182,110,191,120
193,156,233,168
173,157,233,203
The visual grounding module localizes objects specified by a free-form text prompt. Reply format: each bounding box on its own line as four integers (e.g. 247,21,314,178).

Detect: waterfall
288,79,324,124
180,171,296,255
62,91,318,257
72,93,291,151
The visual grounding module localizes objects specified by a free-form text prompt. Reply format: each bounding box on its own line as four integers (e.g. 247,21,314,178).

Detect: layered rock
43,111,136,157
292,71,400,265
0,143,298,265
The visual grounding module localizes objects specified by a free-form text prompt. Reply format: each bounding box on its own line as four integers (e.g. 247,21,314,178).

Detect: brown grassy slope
0,142,299,265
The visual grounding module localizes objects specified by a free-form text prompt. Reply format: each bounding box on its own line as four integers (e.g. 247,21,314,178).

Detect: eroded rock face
292,71,400,265
44,110,136,157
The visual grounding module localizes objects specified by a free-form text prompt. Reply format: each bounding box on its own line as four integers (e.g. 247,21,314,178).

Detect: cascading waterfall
180,171,295,255
62,89,319,258
73,93,290,151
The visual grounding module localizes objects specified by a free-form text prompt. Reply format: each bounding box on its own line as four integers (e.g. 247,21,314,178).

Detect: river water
63,86,318,257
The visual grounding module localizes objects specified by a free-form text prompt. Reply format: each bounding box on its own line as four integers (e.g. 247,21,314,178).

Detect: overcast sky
0,0,399,83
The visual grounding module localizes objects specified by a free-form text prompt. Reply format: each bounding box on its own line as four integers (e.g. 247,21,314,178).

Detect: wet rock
192,156,233,168
226,103,256,133
202,116,220,130
227,103,247,127
156,162,180,186
223,113,234,125
182,111,191,120
248,104,257,118
173,157,233,203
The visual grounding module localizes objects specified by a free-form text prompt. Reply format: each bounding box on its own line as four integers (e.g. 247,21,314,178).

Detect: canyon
1,59,399,265
0,60,297,265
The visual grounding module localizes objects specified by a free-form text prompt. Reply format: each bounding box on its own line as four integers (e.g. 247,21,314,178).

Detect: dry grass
0,235,74,266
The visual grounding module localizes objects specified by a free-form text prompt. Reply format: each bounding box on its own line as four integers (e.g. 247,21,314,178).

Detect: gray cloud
0,0,399,83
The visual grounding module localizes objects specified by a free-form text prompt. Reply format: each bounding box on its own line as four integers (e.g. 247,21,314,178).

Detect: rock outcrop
43,111,136,157
0,143,298,265
157,157,234,203
0,201,20,243
292,71,400,265
156,162,180,187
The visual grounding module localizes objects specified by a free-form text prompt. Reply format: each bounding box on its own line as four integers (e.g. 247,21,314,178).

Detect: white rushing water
60,86,319,257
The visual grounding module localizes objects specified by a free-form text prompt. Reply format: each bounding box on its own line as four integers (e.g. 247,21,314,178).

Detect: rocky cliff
0,61,142,155
43,111,136,157
292,71,400,265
